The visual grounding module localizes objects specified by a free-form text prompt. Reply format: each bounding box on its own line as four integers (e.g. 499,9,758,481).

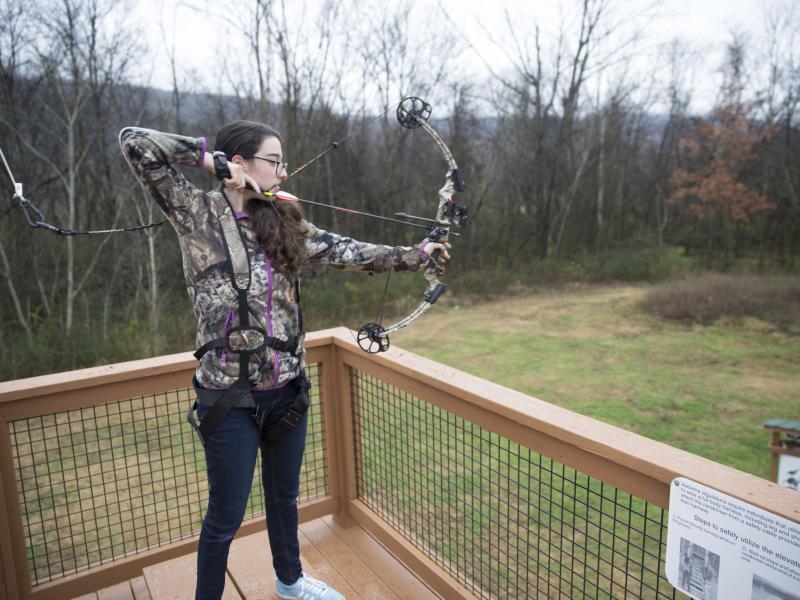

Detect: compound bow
354,96,467,353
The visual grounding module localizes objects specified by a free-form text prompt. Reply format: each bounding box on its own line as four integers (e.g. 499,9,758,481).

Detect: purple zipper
262,249,281,389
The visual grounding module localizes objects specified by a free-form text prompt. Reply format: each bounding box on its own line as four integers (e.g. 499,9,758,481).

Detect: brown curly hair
246,196,307,278
214,120,307,278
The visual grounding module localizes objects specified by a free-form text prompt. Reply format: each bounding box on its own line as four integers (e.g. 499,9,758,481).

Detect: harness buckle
279,407,304,430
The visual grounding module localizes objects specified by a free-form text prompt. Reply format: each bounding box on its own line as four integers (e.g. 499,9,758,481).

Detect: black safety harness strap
255,369,311,448
187,187,306,446
187,379,252,442
193,332,301,360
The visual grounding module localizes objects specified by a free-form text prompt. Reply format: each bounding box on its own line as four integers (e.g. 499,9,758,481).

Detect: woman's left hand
422,240,452,261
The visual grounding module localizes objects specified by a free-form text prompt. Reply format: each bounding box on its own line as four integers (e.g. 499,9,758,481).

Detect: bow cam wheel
397,97,431,129
357,322,390,353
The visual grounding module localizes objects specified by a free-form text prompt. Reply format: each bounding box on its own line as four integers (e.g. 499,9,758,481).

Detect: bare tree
753,0,800,258
476,1,649,258
0,0,139,337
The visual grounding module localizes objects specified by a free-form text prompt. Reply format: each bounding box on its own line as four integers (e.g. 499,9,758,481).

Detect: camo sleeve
119,127,209,235
304,221,424,273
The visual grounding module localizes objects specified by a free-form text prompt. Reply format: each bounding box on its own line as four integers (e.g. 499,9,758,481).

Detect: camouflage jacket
119,127,425,400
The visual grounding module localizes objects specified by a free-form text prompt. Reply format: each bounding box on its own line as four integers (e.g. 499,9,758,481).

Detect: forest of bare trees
1,0,798,378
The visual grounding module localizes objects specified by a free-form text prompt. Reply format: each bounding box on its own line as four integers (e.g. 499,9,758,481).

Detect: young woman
119,120,450,600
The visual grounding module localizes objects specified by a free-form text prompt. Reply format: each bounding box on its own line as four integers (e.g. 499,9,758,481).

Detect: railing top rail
0,330,339,405
326,328,800,524
0,351,197,404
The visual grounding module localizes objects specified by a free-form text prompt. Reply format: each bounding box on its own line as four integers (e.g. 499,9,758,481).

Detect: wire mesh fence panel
10,363,327,586
351,369,688,600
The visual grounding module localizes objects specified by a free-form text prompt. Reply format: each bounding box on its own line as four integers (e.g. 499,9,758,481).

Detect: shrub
638,273,800,330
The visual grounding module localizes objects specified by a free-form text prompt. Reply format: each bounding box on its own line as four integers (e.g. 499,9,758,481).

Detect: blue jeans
194,383,307,600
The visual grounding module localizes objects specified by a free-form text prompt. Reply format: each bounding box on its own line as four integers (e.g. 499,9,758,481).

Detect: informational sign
777,455,800,492
666,478,800,600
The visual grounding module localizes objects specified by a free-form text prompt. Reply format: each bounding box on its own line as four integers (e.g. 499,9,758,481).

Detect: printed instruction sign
666,477,800,600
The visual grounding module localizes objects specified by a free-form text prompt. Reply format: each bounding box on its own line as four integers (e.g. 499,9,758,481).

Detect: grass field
389,282,800,480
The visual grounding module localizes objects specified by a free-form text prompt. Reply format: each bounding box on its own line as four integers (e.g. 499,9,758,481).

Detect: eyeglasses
246,155,289,175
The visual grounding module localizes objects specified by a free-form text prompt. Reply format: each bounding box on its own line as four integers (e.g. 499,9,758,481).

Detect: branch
0,235,33,346
436,1,525,96
0,116,68,189
73,202,120,296
784,164,800,210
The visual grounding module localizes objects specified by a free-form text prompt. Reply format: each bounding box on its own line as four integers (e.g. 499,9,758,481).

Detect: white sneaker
275,573,345,600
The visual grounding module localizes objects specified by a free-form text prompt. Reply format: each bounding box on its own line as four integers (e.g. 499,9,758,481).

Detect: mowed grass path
390,283,800,480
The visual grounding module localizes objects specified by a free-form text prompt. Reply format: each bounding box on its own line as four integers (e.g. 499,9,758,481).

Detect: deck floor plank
295,527,360,600
131,576,152,600
321,516,439,600
97,581,135,600
226,529,282,600
299,519,400,600
86,517,437,600
143,551,241,599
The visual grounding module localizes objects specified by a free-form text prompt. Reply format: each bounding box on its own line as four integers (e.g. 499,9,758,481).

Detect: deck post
0,421,30,599
331,338,358,528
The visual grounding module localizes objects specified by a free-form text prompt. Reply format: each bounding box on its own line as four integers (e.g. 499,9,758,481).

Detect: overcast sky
127,0,788,114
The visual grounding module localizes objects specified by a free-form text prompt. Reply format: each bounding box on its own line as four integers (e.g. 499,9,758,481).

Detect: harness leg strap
187,380,253,446
257,371,311,448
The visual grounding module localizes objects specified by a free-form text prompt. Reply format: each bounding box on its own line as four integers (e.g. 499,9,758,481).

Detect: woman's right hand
204,152,261,193
223,162,261,194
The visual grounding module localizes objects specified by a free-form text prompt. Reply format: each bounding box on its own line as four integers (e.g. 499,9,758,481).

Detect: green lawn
391,283,800,480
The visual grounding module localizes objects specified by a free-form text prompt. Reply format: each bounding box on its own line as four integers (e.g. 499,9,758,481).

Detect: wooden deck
70,516,440,600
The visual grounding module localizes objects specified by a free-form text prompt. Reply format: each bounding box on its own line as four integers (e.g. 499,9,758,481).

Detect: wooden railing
0,327,797,599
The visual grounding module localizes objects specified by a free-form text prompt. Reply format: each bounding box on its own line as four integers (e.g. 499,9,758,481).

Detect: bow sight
394,202,468,228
